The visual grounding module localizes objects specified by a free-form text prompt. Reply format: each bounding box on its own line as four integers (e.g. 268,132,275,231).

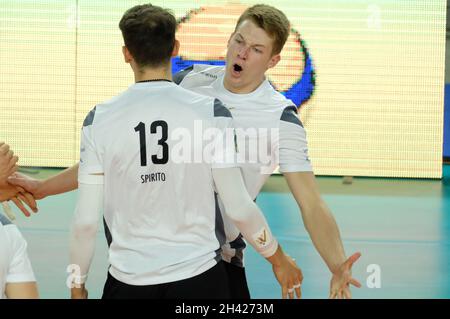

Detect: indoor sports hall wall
0,0,445,178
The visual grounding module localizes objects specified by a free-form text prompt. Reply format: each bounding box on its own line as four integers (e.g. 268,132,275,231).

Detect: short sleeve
211,99,238,169
79,107,104,181
5,226,35,283
278,106,313,173
173,66,194,85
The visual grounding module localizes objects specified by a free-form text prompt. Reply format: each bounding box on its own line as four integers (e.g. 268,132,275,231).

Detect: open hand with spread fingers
329,252,362,299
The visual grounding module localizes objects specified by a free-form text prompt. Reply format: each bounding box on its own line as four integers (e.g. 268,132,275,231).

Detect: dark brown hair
119,4,177,67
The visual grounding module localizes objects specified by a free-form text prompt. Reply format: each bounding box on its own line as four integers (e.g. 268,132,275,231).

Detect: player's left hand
329,252,362,299
71,286,88,299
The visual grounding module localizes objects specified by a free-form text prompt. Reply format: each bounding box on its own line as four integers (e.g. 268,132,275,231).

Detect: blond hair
235,4,290,55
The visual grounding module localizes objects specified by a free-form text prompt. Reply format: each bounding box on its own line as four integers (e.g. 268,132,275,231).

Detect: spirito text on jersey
141,172,166,183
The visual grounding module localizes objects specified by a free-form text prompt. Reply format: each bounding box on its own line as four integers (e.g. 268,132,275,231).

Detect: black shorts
102,261,230,299
223,262,251,299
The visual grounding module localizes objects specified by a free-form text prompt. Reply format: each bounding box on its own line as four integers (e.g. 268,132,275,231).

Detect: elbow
300,198,328,216
224,201,255,225
72,221,98,239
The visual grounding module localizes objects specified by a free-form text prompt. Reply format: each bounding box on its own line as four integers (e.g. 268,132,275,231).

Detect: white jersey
0,213,36,299
79,80,237,285
175,65,313,266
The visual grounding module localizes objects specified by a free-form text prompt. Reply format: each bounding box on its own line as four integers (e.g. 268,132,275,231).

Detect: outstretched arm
283,171,361,298
8,163,79,200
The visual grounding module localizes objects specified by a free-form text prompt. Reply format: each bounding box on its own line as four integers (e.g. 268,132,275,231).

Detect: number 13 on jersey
134,121,169,166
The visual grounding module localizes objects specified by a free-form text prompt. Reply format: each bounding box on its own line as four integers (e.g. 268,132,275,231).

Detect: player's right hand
6,172,41,216
8,172,45,200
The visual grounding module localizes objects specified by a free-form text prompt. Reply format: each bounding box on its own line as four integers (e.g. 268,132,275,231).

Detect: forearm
39,163,79,198
265,244,287,266
302,201,346,274
229,200,279,258
212,168,278,258
283,172,347,274
69,180,102,285
70,221,98,282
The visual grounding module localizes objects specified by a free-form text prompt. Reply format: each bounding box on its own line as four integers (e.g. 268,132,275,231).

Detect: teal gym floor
9,165,450,299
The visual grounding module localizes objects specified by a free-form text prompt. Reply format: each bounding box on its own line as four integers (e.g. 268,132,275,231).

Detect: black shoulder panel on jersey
214,99,232,118
83,106,97,127
280,105,303,128
173,65,194,85
103,217,113,248
0,212,12,226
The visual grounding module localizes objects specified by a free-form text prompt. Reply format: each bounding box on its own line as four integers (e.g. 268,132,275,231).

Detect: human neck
133,64,172,83
223,74,265,94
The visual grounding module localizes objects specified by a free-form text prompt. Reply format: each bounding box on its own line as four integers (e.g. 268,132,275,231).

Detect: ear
268,53,281,69
171,39,180,57
122,46,133,63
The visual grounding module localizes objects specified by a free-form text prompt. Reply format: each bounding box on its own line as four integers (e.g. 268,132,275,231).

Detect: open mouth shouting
231,63,243,77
